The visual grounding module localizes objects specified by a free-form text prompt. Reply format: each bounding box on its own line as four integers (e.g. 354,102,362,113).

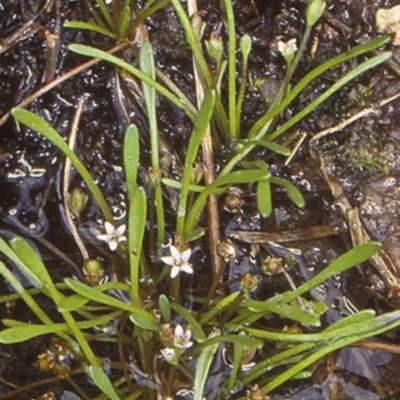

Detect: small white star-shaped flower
277,38,298,57
173,324,193,349
97,221,127,251
160,347,176,362
161,245,193,279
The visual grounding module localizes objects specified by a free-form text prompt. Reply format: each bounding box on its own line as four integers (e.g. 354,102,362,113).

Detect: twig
187,0,222,280
62,96,89,262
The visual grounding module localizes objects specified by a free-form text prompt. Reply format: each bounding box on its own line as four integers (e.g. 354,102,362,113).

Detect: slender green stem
169,0,229,135
140,42,165,246
236,36,251,137
224,0,237,139
176,90,215,236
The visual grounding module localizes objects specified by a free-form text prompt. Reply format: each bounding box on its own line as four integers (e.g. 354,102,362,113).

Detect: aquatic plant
0,0,398,399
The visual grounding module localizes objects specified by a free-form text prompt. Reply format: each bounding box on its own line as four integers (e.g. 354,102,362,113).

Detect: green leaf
87,366,120,400
0,325,59,343
176,89,215,235
124,124,140,198
266,51,392,142
241,299,323,327
276,242,381,305
223,0,237,139
193,330,220,400
262,310,400,393
158,294,171,322
11,108,113,222
270,177,305,208
248,36,391,140
64,21,115,38
257,179,272,217
326,309,376,331
118,0,132,38
129,314,161,331
240,140,291,156
228,333,245,392
58,294,89,312
128,187,147,307
200,334,263,349
139,41,164,245
10,237,62,303
65,278,157,324
184,227,206,242
199,292,241,325
0,237,41,290
93,0,114,31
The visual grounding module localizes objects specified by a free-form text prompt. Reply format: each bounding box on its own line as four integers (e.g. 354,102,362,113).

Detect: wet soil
2,0,400,399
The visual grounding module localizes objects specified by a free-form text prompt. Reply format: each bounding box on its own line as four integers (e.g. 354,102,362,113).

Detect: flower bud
206,37,224,66
147,167,160,188
68,187,88,219
240,34,252,60
306,0,326,27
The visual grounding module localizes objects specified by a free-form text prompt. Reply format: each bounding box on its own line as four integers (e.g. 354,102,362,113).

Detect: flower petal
170,245,181,260
174,324,184,338
170,265,180,279
97,234,110,242
160,347,175,361
108,239,118,251
161,255,175,266
181,248,192,263
184,329,192,341
117,235,127,244
104,221,115,235
115,224,126,236
181,263,193,274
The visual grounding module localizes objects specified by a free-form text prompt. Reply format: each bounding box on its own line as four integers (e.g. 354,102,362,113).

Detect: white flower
97,221,127,251
160,347,176,362
277,38,298,57
161,245,193,279
173,324,193,349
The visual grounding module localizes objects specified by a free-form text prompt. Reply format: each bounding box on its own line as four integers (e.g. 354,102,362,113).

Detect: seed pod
217,240,236,262
262,256,283,276
247,385,268,400
240,274,259,293
83,258,106,285
224,187,244,214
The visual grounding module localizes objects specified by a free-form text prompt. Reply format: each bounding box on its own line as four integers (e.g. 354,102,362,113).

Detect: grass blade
128,187,147,307
193,329,220,400
140,41,165,245
64,21,115,38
